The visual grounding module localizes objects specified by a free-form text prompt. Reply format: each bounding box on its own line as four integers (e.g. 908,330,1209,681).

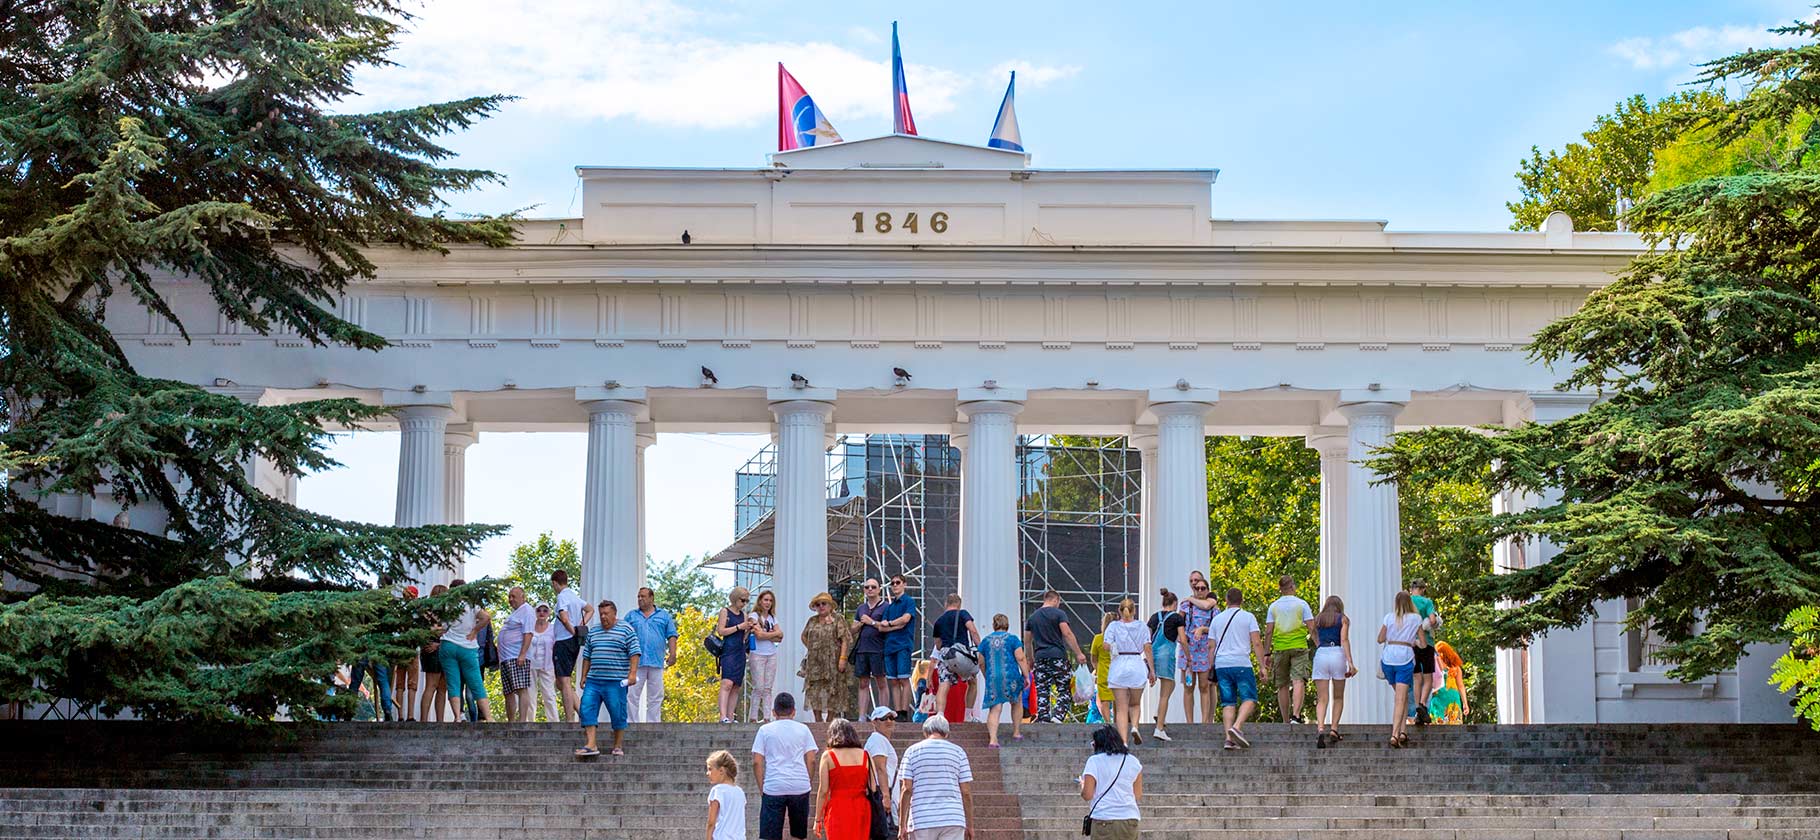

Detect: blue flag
987,72,1023,152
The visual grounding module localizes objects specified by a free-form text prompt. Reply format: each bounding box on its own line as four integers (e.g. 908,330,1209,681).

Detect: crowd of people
335,566,1455,756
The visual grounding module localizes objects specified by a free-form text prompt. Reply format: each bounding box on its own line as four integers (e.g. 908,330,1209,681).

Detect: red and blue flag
891,22,917,135
777,63,842,151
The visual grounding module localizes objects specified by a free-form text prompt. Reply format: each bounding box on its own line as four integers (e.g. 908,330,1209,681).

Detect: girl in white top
747,589,784,723
704,750,747,840
1080,725,1143,836
1102,597,1155,750
1378,590,1428,748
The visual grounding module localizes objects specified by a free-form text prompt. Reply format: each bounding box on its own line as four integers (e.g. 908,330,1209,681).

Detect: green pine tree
1377,19,1820,724
0,0,513,722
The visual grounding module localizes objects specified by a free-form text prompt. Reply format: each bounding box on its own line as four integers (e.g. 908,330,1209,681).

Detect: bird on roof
893,367,912,381
681,230,691,245
701,366,717,386
790,373,809,387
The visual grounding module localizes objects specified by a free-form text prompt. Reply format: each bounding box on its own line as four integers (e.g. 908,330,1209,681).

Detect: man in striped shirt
575,599,641,757
897,715,974,840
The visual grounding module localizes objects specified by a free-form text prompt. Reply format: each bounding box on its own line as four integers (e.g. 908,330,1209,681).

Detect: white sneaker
1152,727,1172,742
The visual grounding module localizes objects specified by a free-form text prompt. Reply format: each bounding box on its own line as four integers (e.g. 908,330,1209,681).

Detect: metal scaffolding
708,434,1140,645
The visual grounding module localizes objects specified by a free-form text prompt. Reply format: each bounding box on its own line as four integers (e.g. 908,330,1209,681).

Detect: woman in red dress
812,718,877,840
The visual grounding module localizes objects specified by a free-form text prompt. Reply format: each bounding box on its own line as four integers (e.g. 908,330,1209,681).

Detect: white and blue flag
987,72,1023,152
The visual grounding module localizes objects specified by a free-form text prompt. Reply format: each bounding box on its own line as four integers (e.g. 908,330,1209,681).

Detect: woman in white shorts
1104,597,1155,748
1310,595,1355,748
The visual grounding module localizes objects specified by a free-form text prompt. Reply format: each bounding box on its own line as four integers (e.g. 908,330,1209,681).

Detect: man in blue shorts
1208,587,1266,750
879,574,919,718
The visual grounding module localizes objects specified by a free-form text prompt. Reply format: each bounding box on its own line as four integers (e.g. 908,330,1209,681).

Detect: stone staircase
1000,722,1820,839
3,720,1818,839
0,720,1017,839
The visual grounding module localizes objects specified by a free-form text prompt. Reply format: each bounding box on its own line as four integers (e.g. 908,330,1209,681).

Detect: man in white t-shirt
898,715,973,840
549,569,592,722
751,692,818,840
864,707,901,819
1208,587,1266,750
499,586,540,722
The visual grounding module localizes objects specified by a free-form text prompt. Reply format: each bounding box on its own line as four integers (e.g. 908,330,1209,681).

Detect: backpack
478,622,499,670
939,643,980,679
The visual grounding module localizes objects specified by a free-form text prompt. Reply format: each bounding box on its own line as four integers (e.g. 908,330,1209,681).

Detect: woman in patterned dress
978,613,1029,746
1180,574,1221,723
799,591,850,722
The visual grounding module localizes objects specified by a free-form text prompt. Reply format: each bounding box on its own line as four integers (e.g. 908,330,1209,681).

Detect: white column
635,429,655,568
1499,392,1598,723
1306,430,1350,606
770,397,836,705
1132,428,1177,724
441,425,476,586
580,397,644,606
957,400,1023,625
1149,396,1215,608
1336,394,1407,724
392,403,452,588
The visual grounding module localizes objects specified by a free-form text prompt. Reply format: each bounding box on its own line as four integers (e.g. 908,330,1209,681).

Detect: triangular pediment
768,134,1030,170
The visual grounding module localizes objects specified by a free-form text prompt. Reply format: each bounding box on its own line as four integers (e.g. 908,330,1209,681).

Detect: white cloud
988,60,1082,87
352,0,1077,130
1609,22,1807,72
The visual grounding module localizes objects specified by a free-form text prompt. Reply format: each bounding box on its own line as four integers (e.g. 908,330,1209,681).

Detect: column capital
1336,400,1405,423
1305,427,1349,456
957,386,1028,403
1147,399,1216,421
576,384,647,402
443,423,477,450
768,399,836,421
1338,387,1411,406
635,425,657,449
391,403,454,425
957,399,1025,420
1129,426,1158,453
1146,387,1220,406
581,398,649,422
1526,391,1598,423
766,387,838,403
382,390,454,408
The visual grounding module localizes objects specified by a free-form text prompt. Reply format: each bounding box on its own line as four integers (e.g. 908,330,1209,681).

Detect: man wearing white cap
864,707,901,821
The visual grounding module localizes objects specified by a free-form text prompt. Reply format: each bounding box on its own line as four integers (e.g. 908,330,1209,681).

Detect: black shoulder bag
867,748,902,840
1083,753,1129,835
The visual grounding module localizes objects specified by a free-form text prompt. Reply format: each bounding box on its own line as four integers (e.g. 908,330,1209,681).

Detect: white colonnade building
108,135,1789,724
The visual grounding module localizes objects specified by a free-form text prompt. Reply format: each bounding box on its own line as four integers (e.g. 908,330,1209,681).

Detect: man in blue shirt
879,573,919,717
576,599,640,757
624,586,679,723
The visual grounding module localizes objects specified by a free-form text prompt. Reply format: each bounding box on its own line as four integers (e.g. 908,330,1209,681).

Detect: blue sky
300,0,1815,580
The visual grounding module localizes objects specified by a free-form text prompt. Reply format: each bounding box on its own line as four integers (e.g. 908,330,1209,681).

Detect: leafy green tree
486,533,580,617
1380,21,1820,724
649,553,727,613
1508,92,1717,231
1199,437,1495,722
1774,607,1820,730
663,607,726,722
0,0,511,720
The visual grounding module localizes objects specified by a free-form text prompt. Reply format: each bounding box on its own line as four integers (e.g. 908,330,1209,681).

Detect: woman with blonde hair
1378,590,1425,747
1088,608,1118,724
978,612,1028,746
713,587,754,724
1311,595,1355,748
799,591,849,722
747,589,784,722
1104,597,1154,747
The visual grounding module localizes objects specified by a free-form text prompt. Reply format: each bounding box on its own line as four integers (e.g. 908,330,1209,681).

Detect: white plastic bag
1071,664,1096,702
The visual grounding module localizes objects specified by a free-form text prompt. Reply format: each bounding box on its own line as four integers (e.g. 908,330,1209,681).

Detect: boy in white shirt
705,750,747,840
